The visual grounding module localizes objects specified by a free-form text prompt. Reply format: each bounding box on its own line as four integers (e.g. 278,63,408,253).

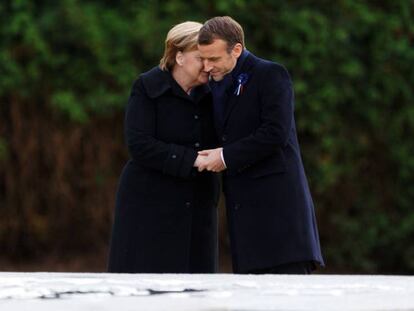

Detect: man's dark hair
198,16,245,52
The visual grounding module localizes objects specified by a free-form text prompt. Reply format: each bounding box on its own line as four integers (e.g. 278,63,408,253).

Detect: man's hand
197,148,226,172
194,154,209,172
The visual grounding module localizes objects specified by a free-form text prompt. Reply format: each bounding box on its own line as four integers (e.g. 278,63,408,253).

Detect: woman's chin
198,76,209,84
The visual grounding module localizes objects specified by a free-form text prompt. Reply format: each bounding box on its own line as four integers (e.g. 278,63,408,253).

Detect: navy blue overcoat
218,52,324,273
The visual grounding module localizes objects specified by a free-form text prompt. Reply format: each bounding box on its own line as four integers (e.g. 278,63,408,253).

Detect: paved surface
1,272,414,310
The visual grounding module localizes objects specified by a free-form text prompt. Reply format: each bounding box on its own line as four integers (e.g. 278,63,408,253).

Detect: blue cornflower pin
234,73,249,96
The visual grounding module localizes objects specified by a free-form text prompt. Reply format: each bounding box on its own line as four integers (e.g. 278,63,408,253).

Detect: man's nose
203,60,213,72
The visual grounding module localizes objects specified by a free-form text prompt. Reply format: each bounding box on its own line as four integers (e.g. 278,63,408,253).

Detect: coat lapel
222,53,255,130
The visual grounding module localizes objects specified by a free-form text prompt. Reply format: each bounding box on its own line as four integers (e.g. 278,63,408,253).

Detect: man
196,16,324,274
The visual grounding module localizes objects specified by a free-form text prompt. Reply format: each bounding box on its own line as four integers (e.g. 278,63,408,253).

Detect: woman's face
180,49,209,86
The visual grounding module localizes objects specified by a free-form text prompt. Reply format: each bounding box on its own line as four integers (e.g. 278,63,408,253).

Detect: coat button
194,142,200,148
171,154,177,159
222,135,227,142
234,203,241,210
185,202,191,208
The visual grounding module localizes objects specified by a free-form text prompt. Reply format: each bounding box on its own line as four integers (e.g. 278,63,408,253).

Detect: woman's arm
125,78,197,178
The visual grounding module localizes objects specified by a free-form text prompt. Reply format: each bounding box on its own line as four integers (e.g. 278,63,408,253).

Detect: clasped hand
194,147,226,172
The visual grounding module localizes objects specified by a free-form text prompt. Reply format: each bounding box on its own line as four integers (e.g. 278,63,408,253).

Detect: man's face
198,39,242,81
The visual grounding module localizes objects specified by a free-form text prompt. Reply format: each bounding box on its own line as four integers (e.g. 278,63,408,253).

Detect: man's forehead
198,39,228,55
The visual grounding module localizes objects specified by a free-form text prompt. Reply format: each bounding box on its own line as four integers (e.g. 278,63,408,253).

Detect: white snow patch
0,273,413,310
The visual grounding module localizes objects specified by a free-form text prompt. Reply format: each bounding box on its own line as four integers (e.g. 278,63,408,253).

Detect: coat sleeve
125,78,198,178
222,63,293,171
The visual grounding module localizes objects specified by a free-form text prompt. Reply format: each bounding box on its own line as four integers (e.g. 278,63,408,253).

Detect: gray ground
1,272,414,310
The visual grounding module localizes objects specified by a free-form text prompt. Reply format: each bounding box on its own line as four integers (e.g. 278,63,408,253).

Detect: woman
107,22,219,273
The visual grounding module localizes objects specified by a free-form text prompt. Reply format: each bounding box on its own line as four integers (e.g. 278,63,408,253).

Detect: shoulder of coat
139,66,171,99
250,56,291,83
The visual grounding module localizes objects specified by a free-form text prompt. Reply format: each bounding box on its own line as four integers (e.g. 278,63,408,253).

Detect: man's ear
231,43,243,59
176,51,184,66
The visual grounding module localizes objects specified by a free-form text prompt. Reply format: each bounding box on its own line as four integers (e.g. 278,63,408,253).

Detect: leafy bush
1,0,413,273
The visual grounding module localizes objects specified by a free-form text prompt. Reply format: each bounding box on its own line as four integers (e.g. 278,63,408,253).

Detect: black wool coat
217,52,325,273
108,67,219,273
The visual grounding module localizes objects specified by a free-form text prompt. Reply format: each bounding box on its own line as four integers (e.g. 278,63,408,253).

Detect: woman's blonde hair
159,21,202,71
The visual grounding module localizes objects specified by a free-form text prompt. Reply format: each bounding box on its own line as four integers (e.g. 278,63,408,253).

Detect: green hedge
1,0,414,273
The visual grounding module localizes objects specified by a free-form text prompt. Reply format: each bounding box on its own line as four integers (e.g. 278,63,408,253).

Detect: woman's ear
176,51,184,66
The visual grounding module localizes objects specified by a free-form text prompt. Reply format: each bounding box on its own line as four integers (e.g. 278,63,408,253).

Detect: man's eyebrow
201,56,220,60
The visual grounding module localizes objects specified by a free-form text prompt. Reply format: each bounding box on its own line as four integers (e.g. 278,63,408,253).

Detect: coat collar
140,67,171,99
220,52,256,129
235,50,255,79
140,66,210,102
223,50,255,96
231,49,250,80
